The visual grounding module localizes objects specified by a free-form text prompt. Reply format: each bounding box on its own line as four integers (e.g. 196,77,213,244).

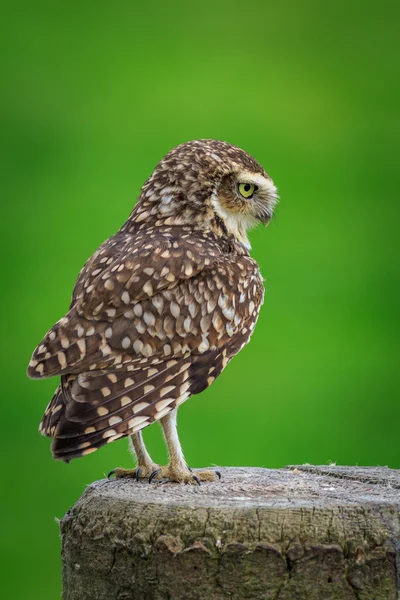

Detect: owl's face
212,168,277,248
132,140,278,249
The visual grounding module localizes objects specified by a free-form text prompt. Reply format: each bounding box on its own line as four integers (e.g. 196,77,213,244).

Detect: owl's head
132,140,278,249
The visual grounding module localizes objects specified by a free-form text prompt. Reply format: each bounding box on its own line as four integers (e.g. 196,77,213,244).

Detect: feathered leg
150,409,219,484
130,431,154,468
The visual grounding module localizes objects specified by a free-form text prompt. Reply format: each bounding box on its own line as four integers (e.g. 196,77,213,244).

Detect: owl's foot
108,464,159,481
149,465,221,485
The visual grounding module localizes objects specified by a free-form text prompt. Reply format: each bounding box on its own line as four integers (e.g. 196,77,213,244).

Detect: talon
107,470,115,478
135,468,141,482
215,470,221,480
149,469,160,484
192,475,201,486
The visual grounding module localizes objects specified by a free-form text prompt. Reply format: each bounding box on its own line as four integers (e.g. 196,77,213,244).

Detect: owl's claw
189,466,221,480
149,469,160,484
148,465,219,484
108,465,159,480
110,465,221,484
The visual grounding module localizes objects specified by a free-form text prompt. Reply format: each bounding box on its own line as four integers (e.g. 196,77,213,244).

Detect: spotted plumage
28,140,278,482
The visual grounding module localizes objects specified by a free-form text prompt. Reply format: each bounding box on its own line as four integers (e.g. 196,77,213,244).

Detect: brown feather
27,140,274,464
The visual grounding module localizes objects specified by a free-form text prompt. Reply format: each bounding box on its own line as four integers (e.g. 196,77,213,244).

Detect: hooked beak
256,207,273,227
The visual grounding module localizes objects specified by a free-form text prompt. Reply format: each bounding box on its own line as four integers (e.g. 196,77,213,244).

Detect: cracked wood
61,465,400,600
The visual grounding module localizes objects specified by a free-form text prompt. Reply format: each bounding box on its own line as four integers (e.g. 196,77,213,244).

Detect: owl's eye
238,183,257,198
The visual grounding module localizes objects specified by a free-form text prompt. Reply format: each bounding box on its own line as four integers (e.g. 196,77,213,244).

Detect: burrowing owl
28,140,278,484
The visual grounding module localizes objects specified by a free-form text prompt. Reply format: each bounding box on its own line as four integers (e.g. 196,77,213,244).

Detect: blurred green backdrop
1,1,399,598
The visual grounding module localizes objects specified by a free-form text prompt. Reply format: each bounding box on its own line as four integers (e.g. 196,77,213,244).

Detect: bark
61,465,400,600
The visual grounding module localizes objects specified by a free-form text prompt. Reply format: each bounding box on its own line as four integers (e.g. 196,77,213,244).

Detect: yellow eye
238,183,256,198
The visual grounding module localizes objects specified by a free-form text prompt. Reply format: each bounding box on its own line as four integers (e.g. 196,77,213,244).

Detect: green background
1,1,399,598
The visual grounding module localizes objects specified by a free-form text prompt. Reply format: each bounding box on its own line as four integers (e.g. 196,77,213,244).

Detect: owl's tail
49,358,194,461
42,346,228,462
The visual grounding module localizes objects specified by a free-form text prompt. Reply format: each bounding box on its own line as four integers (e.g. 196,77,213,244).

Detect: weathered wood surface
61,466,400,599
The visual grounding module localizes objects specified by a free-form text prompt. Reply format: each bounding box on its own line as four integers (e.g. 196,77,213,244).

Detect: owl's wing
46,271,258,460
73,229,220,320
29,226,263,461
27,228,221,380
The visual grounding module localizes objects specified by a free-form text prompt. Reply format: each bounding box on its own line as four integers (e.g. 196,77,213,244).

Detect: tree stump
61,466,400,599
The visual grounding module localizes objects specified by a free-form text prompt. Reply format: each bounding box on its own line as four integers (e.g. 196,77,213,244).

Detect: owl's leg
108,431,159,480
150,409,220,484
130,430,158,475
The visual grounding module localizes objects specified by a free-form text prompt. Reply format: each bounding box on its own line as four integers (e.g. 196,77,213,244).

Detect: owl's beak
256,208,273,227
255,180,278,226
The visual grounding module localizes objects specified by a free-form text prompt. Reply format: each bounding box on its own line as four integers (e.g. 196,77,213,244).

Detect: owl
27,140,278,484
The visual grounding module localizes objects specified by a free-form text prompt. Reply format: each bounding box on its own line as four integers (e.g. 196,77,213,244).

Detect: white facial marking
211,170,278,248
